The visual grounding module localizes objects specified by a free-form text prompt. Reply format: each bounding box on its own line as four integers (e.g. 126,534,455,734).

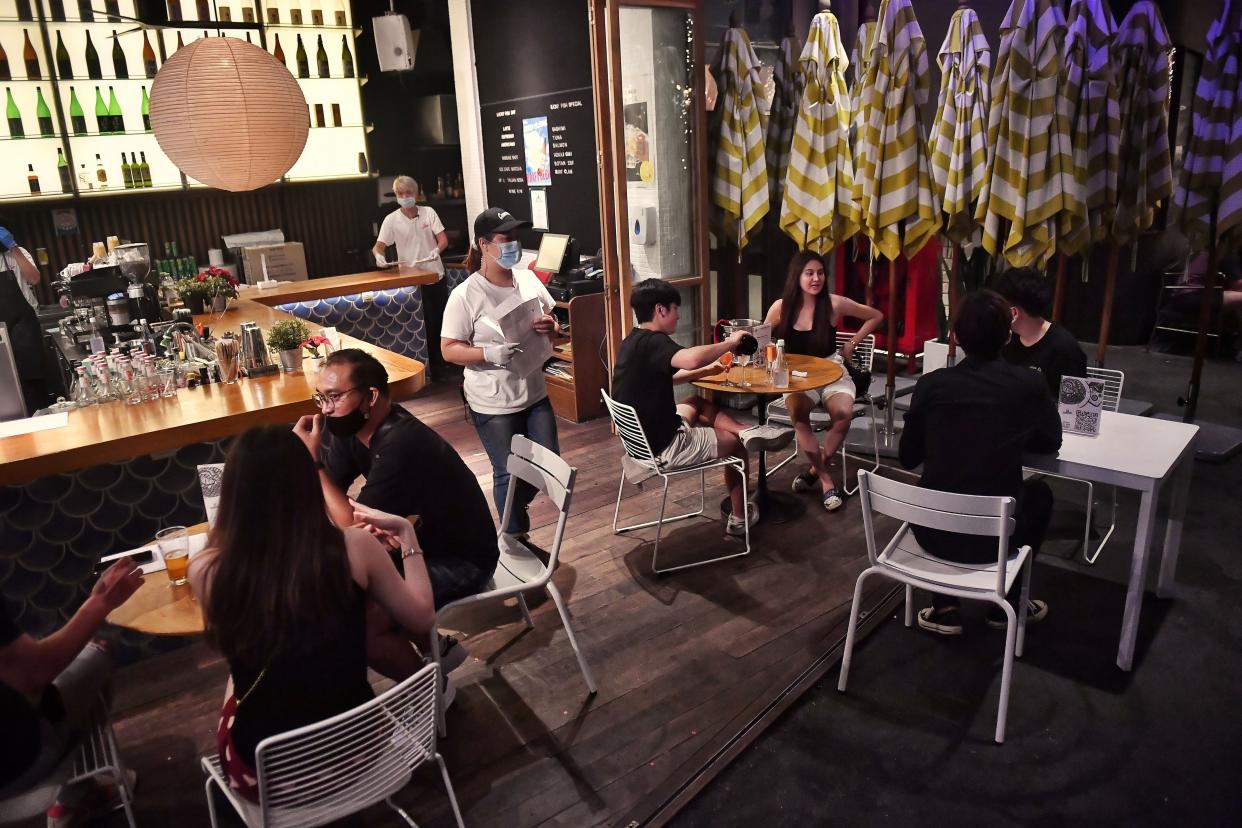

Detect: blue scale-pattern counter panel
276,285,429,366
0,438,232,663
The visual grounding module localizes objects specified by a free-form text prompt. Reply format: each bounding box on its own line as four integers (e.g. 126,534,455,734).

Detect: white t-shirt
2,247,38,308
376,206,446,277
442,269,555,415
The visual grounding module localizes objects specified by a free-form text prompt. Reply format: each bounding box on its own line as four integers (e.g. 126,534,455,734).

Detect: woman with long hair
188,425,435,801
763,250,883,511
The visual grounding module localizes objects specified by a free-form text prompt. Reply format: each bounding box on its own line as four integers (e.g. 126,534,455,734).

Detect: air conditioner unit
373,13,419,72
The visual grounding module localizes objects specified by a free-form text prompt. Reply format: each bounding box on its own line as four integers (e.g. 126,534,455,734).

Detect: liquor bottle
78,0,94,21
315,35,329,78
55,32,73,79
107,85,122,132
104,0,120,18
175,32,185,51
139,151,151,187
95,153,108,189
241,5,253,22
57,148,72,192
295,35,309,79
313,102,323,127
310,0,322,25
140,85,150,130
122,152,135,188
50,0,66,21
142,32,157,77
0,39,11,82
22,30,41,79
340,35,353,77
330,102,340,126
167,0,181,21
35,87,53,135
333,0,345,26
111,30,129,79
6,87,23,137
265,5,278,24
244,31,251,43
78,162,92,190
290,2,302,25
272,33,285,66
28,164,40,194
219,4,231,21
84,31,101,79
94,85,108,132
69,86,87,133
17,0,34,21
196,0,209,19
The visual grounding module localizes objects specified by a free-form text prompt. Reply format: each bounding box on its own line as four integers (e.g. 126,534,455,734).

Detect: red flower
196,273,208,282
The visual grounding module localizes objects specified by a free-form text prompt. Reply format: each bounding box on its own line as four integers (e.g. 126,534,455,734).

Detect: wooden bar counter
0,270,433,487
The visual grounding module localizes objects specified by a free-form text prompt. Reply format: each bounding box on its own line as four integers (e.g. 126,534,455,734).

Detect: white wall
447,0,489,235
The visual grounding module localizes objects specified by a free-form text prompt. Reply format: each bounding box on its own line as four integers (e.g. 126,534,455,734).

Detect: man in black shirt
293,349,497,674
996,266,1088,398
612,279,793,536
900,290,1062,635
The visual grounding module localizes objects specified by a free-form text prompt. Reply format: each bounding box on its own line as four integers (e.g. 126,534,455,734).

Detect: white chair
601,388,750,574
432,434,596,735
765,332,881,495
837,471,1034,744
1025,366,1123,564
200,662,464,828
0,701,137,827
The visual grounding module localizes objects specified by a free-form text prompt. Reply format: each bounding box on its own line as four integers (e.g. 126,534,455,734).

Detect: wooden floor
47,384,895,827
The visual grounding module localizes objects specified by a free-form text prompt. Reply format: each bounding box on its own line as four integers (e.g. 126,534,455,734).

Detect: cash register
536,233,603,303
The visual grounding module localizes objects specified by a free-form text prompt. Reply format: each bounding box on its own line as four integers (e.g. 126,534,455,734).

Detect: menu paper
488,295,554,379
1058,376,1105,437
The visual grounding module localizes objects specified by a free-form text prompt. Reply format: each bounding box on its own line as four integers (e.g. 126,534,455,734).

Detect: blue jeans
426,557,495,609
469,396,560,534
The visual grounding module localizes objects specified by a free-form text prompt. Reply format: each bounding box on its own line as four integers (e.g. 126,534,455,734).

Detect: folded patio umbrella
779,10,860,254
766,34,802,207
711,26,769,249
849,19,877,153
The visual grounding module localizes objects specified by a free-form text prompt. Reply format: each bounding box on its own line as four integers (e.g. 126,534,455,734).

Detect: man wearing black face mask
293,349,499,620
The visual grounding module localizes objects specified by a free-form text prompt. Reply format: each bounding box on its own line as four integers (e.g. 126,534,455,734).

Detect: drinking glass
736,353,752,387
156,526,190,586
718,350,735,387
159,369,177,398
142,371,160,401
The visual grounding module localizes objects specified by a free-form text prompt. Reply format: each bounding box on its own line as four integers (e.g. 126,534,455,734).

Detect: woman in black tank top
763,251,884,511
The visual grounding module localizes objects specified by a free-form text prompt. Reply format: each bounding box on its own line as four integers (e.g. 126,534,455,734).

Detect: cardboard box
239,242,308,284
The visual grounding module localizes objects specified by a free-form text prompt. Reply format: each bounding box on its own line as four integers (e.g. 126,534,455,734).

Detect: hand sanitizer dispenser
630,206,657,246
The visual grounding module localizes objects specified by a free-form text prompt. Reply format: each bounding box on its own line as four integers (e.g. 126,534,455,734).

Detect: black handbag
842,358,871,399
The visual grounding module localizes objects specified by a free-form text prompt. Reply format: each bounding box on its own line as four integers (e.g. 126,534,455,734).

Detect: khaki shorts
656,419,720,469
785,354,855,409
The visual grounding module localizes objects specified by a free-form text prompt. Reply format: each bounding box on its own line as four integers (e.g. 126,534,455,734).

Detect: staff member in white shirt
441,207,559,541
372,176,450,376
0,218,47,414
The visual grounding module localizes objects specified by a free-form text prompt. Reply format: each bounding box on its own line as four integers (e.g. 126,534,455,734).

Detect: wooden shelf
544,292,604,423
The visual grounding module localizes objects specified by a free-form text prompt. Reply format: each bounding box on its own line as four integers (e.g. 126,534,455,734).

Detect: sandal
791,470,818,494
822,488,844,512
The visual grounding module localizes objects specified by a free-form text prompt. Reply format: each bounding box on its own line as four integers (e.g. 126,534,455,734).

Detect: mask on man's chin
326,405,368,437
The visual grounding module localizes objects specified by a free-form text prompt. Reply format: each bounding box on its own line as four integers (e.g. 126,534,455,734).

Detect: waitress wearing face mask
372,176,450,377
441,207,560,544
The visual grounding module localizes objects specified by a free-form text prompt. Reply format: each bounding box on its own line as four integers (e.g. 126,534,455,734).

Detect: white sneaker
725,502,759,536
739,425,795,453
498,532,528,556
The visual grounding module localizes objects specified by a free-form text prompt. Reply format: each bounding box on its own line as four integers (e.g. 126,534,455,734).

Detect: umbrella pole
1052,253,1068,322
947,243,960,366
1184,206,1218,423
884,257,899,436
1095,244,1121,367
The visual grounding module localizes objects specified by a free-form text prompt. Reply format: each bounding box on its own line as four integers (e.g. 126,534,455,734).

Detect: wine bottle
94,85,108,132
175,32,185,51
295,35,308,79
340,35,353,78
290,2,302,25
142,31,157,77
196,0,209,19
313,102,323,128
219,4,231,21
69,86,87,133
310,0,323,26
54,32,73,79
28,164,40,195
50,0,66,21
167,0,181,21
84,31,101,79
141,85,150,131
330,102,340,126
107,85,122,132
22,30,40,79
104,0,119,18
266,5,278,24
6,87,23,138
272,33,285,66
95,153,108,189
0,38,11,82
111,30,129,79
241,6,253,22
57,148,72,192
333,0,345,26
78,0,94,21
35,87,53,135
315,35,329,78
122,152,134,188
244,31,251,43
17,0,34,21
139,150,151,187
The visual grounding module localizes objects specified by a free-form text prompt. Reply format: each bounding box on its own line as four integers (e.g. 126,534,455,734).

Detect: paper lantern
150,36,309,192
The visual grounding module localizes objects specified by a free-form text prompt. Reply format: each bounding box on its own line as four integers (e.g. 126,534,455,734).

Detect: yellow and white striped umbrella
852,0,938,261
1063,0,1120,249
849,20,877,153
975,0,1083,269
1170,0,1242,253
711,27,769,249
779,11,859,254
930,7,991,247
1111,0,1172,246
766,34,802,206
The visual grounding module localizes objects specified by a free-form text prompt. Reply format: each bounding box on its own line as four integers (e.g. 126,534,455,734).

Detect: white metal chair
838,471,1034,744
765,332,881,495
1025,366,1123,564
0,700,137,827
601,388,751,574
432,434,597,735
200,662,464,828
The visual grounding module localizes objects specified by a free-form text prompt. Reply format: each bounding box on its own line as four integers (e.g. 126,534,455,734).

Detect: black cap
473,207,531,242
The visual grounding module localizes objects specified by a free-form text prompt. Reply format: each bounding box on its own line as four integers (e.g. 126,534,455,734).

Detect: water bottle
773,339,789,389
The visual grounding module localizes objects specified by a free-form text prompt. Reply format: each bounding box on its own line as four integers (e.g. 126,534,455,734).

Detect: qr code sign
1074,409,1100,434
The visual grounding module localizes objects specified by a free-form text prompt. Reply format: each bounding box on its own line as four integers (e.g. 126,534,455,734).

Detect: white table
1024,411,1199,671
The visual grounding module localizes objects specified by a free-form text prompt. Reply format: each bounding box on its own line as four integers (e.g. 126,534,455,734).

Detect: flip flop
822,489,844,512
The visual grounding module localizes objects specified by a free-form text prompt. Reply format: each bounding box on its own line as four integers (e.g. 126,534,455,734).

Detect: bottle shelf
0,133,66,142
0,190,73,201
262,22,353,31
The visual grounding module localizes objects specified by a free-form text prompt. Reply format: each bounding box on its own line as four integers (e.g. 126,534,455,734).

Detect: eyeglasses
311,387,363,409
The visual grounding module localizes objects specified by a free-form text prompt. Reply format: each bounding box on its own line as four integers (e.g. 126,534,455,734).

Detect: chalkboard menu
471,0,601,253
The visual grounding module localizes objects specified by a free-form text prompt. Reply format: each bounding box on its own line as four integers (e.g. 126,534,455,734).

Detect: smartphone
95,548,155,575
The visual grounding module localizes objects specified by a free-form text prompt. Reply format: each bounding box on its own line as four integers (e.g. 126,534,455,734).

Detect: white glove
483,342,519,366
374,252,389,268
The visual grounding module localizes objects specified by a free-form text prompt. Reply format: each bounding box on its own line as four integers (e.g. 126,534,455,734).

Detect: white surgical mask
490,240,522,269
396,196,418,209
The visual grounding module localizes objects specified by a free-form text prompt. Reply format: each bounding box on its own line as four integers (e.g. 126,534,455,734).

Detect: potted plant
176,267,240,314
266,318,312,372
301,335,332,370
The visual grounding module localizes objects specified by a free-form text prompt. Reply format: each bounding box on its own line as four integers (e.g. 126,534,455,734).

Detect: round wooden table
693,354,844,523
106,524,208,636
